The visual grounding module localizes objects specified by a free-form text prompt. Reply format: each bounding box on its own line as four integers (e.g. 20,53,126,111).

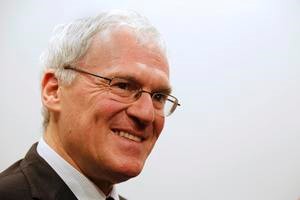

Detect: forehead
79,28,170,88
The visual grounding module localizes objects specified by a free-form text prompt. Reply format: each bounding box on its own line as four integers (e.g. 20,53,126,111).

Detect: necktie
106,197,114,200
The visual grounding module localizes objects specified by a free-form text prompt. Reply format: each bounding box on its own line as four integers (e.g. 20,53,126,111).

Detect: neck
44,122,81,172
43,122,114,196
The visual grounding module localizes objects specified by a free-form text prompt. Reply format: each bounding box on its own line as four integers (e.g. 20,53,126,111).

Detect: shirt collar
37,137,119,200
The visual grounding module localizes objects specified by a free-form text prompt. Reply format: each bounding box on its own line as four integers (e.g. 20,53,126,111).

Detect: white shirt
37,138,119,200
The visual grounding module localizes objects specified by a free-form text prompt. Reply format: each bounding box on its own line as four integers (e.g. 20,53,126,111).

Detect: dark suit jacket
0,143,126,200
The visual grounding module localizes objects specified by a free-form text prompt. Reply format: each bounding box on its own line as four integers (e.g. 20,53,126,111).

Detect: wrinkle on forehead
108,62,169,83
105,62,171,93
78,28,170,87
80,28,168,64
110,46,169,76
136,62,169,78
99,27,167,60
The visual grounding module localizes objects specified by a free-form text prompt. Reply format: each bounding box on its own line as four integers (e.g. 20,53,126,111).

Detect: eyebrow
158,87,172,95
115,74,172,94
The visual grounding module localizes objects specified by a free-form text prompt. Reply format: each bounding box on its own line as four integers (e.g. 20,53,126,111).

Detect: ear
41,69,61,112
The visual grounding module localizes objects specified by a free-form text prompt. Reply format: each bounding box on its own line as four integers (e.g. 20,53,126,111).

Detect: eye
110,78,138,92
152,93,168,104
115,82,130,90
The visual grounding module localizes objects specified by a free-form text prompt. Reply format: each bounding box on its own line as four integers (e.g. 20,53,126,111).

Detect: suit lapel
20,143,77,200
119,195,127,200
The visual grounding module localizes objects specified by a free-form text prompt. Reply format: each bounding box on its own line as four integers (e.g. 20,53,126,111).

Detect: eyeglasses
63,66,180,117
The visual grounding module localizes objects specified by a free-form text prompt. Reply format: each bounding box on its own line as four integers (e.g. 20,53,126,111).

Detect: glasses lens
109,78,179,117
109,78,139,102
164,96,178,116
152,93,178,117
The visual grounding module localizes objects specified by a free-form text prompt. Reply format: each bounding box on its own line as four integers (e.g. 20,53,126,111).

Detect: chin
111,160,145,183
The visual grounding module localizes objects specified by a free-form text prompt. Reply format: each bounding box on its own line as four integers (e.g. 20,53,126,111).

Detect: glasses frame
63,66,181,116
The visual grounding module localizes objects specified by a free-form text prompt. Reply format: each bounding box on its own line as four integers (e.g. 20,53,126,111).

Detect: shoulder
0,160,32,199
119,195,127,200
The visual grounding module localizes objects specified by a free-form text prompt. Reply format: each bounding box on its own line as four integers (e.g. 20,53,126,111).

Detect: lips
112,130,143,142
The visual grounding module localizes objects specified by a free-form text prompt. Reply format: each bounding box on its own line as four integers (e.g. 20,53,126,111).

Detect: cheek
154,116,165,138
93,99,128,123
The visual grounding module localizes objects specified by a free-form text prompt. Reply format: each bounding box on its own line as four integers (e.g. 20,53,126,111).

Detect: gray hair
40,9,166,129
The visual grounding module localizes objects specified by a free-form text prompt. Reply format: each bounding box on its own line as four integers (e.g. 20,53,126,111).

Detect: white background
0,0,300,200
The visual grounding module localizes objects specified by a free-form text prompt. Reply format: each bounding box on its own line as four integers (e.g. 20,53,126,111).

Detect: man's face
57,29,170,185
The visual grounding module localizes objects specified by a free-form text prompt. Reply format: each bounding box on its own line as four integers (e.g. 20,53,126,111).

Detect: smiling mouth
112,130,142,142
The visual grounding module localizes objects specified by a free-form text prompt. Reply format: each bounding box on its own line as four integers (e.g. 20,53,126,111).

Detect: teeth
114,131,142,142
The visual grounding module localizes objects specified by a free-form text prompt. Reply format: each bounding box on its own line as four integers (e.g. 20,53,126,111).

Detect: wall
0,0,299,199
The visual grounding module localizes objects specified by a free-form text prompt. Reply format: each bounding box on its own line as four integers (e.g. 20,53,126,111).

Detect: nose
126,92,155,125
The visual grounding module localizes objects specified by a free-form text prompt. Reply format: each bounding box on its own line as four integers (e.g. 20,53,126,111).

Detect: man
0,10,180,200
